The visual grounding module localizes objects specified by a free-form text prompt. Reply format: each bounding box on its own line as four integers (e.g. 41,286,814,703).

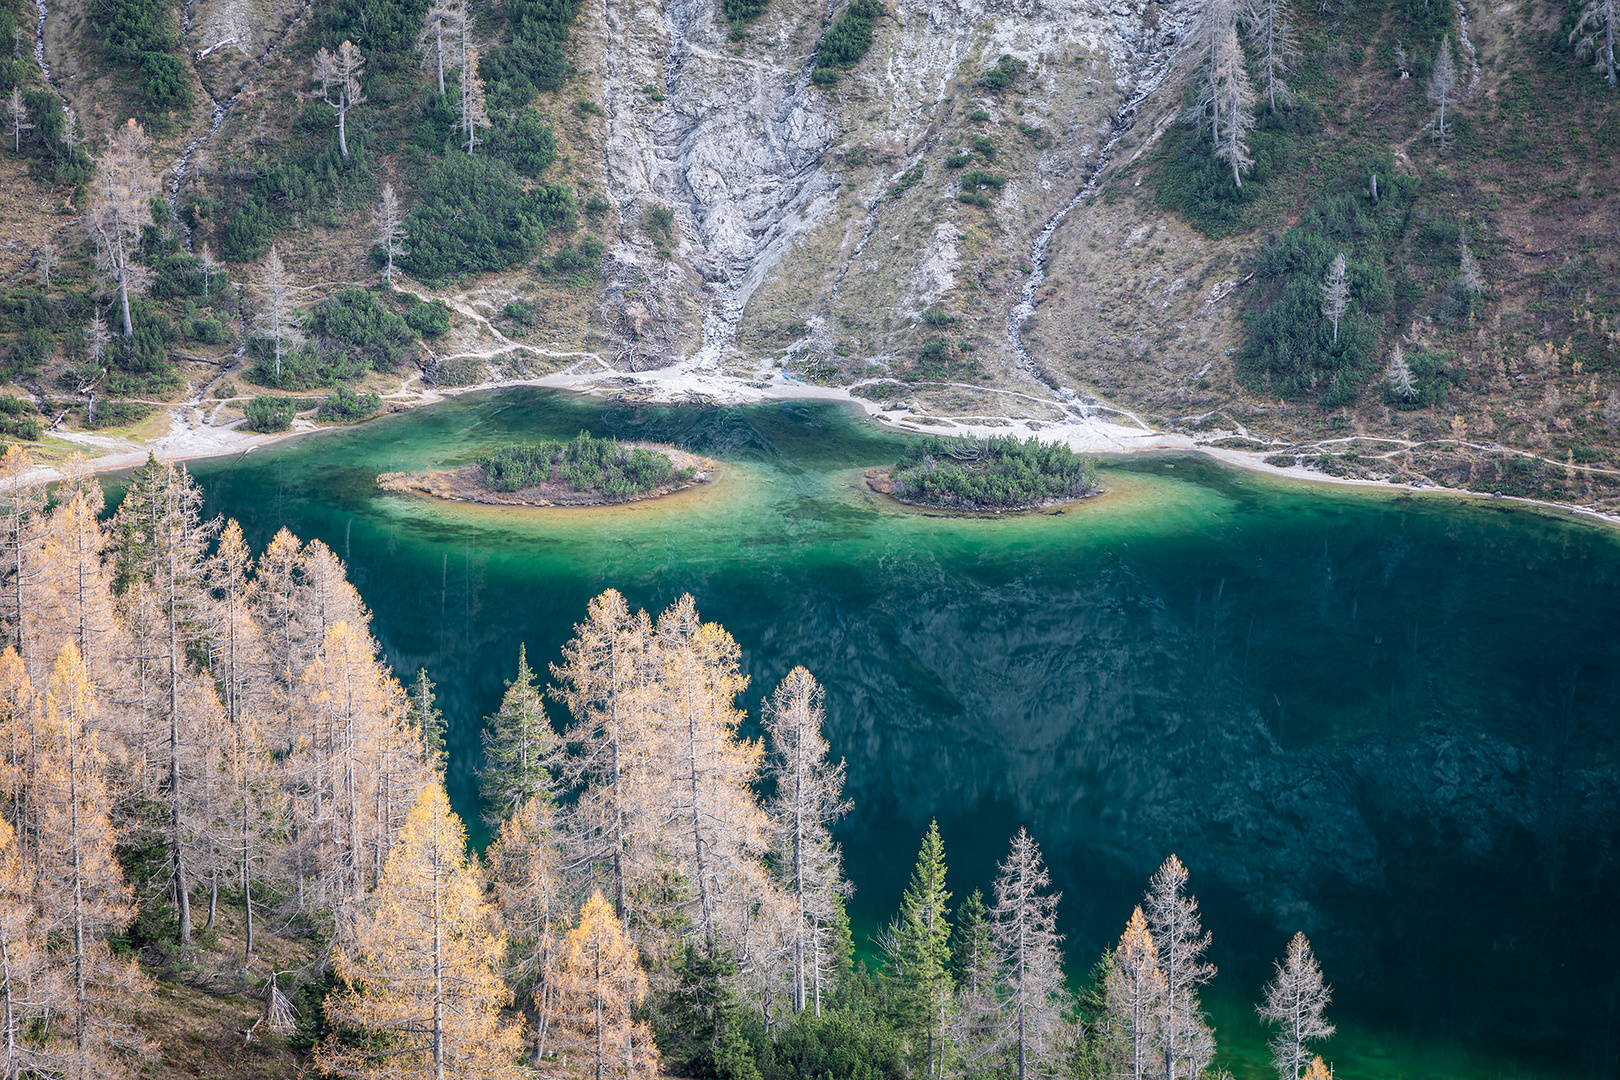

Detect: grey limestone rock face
579,0,1194,370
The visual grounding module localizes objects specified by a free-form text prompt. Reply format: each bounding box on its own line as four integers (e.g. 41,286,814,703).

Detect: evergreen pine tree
480,644,558,826
887,820,953,1079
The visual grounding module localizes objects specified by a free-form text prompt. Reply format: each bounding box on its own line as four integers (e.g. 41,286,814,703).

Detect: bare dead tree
1144,855,1215,1080
762,667,850,1016
1256,932,1334,1080
372,183,407,284
312,41,366,157
988,829,1070,1080
1320,253,1350,344
255,245,298,383
1246,0,1301,110
6,88,32,153
1427,36,1460,151
1571,0,1616,87
86,120,158,337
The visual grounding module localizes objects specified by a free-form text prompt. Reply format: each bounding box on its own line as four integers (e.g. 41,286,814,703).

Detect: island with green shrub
866,435,1101,511
378,431,714,506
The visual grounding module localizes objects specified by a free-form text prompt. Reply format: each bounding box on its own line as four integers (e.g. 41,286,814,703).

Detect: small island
379,431,714,506
866,434,1101,511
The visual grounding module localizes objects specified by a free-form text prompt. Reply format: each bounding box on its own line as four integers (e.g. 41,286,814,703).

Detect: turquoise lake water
178,387,1620,1078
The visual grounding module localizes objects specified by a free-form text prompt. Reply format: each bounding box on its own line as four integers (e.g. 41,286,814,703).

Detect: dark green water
182,388,1620,1078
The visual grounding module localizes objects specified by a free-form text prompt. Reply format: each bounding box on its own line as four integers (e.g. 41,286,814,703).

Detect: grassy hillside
1038,0,1620,504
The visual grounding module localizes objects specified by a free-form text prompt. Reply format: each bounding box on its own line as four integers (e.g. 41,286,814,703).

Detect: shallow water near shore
178,387,1620,1078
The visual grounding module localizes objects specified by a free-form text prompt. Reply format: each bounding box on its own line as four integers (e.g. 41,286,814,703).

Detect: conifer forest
0,444,1362,1080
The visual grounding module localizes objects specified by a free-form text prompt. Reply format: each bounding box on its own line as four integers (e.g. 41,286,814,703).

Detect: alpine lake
160,387,1620,1079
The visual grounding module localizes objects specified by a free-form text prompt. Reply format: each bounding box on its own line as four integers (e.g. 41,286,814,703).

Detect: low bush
400,155,573,285
978,54,1026,92
0,396,42,442
243,395,300,433
317,385,382,421
812,0,884,83
889,435,1099,510
403,297,452,337
477,431,690,497
309,288,417,369
487,110,558,177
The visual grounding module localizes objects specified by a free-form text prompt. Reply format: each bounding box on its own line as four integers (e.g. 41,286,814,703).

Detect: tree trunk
243,800,255,957
170,578,191,945
433,832,445,1080
338,102,349,158
69,718,87,1051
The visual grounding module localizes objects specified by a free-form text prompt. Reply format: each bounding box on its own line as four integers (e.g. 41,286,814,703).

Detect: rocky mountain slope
0,0,1617,508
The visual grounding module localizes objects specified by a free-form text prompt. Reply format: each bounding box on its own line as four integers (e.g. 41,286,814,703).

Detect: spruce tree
480,644,558,825
407,667,446,772
888,820,954,1079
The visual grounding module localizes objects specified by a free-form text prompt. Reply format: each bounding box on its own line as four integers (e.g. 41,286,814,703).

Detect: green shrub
4,328,54,379
978,54,1026,92
504,299,536,324
967,109,990,121
183,314,230,345
403,297,452,337
308,288,417,369
723,0,769,24
1383,347,1462,409
641,204,674,241
889,435,1099,509
400,155,570,285
221,196,276,262
971,135,997,159
91,0,189,117
921,307,954,327
487,110,558,177
317,385,382,421
944,152,972,168
79,399,154,430
0,395,42,442
250,340,371,390
479,0,584,114
243,395,300,433
812,0,884,81
549,236,603,282
960,169,1005,190
584,193,612,217
477,431,690,497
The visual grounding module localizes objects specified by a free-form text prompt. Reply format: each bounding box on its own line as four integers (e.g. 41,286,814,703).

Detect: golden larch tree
551,891,658,1080
486,793,568,1065
35,644,149,1069
319,783,520,1080
1105,906,1165,1080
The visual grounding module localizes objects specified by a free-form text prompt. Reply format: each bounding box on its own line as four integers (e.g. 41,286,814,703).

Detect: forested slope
0,0,1617,499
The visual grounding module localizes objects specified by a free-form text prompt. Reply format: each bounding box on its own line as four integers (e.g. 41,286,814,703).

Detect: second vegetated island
868,434,1101,510
378,431,713,506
